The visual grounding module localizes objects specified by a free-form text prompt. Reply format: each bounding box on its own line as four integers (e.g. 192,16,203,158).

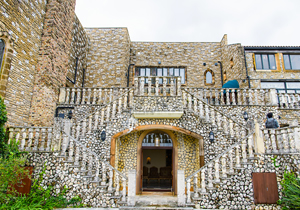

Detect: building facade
1,0,300,209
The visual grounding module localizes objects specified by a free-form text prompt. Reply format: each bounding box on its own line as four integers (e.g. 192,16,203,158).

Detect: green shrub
0,96,82,209
278,170,300,209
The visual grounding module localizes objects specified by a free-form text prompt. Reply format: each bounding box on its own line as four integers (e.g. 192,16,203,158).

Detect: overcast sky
75,0,300,46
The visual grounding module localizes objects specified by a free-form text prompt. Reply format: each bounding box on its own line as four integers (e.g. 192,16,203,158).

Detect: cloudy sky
75,0,300,46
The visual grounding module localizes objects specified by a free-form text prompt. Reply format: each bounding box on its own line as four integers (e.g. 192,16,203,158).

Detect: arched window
0,39,5,70
204,69,214,85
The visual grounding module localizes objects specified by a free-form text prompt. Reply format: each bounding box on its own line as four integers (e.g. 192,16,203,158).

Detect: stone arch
0,31,14,97
110,124,204,195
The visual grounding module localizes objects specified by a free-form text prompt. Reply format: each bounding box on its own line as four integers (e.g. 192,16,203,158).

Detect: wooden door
252,172,279,204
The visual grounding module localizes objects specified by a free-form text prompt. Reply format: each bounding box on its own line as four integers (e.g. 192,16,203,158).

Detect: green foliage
278,170,300,209
0,140,30,203
0,96,82,209
271,155,281,168
0,163,82,209
0,96,7,158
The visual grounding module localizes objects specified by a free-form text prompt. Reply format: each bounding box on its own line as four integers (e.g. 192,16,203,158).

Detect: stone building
1,0,300,209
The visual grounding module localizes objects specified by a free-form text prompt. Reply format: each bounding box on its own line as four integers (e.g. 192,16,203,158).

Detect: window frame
283,53,300,71
134,66,187,85
204,69,215,86
253,53,278,71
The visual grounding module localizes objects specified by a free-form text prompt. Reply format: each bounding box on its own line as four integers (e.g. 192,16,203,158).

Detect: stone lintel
132,111,183,119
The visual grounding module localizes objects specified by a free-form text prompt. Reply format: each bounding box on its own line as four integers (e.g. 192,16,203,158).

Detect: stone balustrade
277,92,300,109
134,76,181,96
182,89,247,139
58,87,132,105
185,132,255,204
187,88,277,106
8,127,56,152
61,132,127,203
71,90,135,137
263,126,300,153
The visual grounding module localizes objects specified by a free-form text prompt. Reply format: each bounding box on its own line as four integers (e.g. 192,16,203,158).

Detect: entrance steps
119,192,193,210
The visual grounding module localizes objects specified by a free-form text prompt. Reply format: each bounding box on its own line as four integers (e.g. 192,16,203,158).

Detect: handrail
182,88,249,130
63,131,127,180
75,88,133,124
185,131,255,180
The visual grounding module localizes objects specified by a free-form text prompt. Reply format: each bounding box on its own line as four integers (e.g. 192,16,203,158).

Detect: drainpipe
217,61,224,87
82,68,86,88
127,64,135,87
243,47,251,88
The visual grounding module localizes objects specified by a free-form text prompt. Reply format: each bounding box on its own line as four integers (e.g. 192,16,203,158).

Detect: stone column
128,170,136,206
177,170,185,206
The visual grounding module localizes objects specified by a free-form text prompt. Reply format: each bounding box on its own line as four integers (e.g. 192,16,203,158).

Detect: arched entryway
110,124,204,196
141,131,173,192
137,129,178,194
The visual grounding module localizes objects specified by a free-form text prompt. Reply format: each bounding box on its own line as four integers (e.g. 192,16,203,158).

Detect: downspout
127,64,135,87
243,47,251,88
82,68,86,88
218,61,224,87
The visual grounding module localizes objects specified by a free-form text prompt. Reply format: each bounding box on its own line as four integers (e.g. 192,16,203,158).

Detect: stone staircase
7,82,300,209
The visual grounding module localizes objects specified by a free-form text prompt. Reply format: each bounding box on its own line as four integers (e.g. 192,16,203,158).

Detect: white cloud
75,0,300,46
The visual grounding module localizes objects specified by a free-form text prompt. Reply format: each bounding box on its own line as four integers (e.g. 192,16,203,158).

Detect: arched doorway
141,131,173,192
136,129,178,194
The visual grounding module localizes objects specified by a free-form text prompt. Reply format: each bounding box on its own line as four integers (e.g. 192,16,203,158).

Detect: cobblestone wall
130,41,222,88
85,28,131,87
66,15,89,88
0,0,47,126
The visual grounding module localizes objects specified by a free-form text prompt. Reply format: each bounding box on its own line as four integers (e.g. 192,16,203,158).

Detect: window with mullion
135,67,186,84
283,54,300,70
255,54,276,70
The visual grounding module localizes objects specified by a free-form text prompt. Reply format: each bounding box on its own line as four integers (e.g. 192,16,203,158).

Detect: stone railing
182,89,247,139
277,92,300,109
134,76,181,96
70,89,135,137
8,127,57,152
187,88,277,106
60,132,127,205
263,126,300,153
58,87,132,105
185,131,255,204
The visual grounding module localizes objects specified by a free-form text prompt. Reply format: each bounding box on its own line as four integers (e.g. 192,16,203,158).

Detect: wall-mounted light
67,110,73,119
158,61,161,65
215,63,218,66
209,131,214,143
243,111,248,121
101,130,106,141
203,62,206,66
147,157,151,164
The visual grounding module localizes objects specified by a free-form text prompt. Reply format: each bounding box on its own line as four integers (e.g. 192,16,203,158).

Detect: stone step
120,207,194,210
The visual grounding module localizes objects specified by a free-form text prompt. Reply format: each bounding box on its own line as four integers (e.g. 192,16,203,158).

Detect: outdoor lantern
155,136,160,147
209,131,214,143
243,111,248,121
67,110,73,119
100,130,106,141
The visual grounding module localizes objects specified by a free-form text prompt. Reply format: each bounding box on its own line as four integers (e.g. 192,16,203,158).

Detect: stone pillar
269,89,278,106
254,119,265,153
177,170,185,206
128,170,136,206
29,0,77,126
